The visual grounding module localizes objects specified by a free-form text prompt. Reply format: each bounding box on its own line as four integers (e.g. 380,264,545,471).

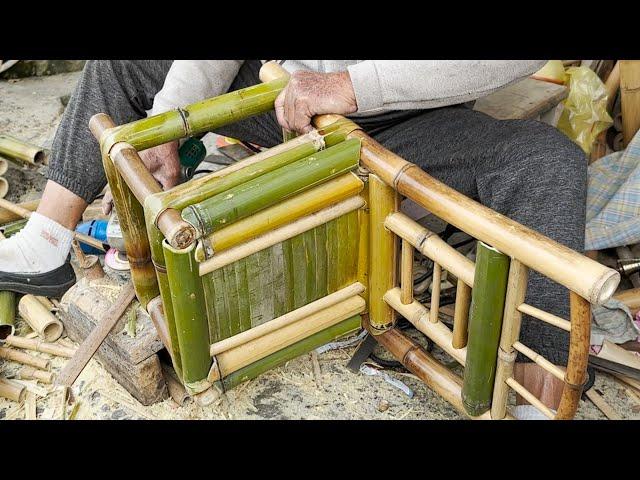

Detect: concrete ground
1,69,639,421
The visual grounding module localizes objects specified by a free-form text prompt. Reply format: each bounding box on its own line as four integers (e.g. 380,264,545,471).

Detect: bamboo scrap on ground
25,392,37,420
585,389,622,420
4,335,76,358
18,295,63,342
0,378,26,402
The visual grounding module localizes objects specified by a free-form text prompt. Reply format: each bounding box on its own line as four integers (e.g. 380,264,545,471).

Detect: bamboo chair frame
89,62,620,418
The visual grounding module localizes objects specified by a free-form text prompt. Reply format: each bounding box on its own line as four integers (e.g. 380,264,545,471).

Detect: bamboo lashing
452,280,471,349
430,263,442,324
0,378,26,402
505,377,555,419
198,196,365,276
18,295,63,342
0,346,51,370
4,334,76,358
517,303,571,332
400,239,414,304
210,282,365,355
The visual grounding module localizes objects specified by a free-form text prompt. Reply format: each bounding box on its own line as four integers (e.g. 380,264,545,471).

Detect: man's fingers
292,99,313,133
274,90,288,130
101,190,113,215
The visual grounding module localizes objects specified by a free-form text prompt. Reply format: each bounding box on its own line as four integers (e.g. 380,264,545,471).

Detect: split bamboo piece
384,212,475,287
210,282,365,355
400,239,414,304
0,346,51,370
452,280,471,349
18,366,54,384
430,263,442,324
211,295,365,380
517,303,571,332
0,198,38,224
196,172,363,258
620,61,640,147
25,392,36,419
0,378,26,402
462,242,510,417
4,335,76,358
162,240,211,394
491,259,529,419
198,196,365,276
0,134,45,165
18,295,63,342
585,389,622,420
368,174,397,333
383,287,466,365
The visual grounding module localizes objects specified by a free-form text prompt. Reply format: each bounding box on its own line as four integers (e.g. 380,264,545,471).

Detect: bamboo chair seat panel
202,211,360,344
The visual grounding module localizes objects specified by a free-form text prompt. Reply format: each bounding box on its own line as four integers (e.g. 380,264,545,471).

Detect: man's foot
0,212,76,297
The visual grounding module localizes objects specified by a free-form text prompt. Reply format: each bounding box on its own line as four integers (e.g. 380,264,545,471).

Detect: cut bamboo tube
0,177,8,199
505,377,555,419
517,303,571,332
18,295,63,342
0,158,8,176
182,139,360,238
400,239,414,305
0,378,26,402
452,279,471,349
430,263,442,324
210,282,365,355
491,259,529,420
0,346,51,370
211,296,365,380
556,292,591,420
35,296,55,311
198,196,364,276
462,242,510,417
163,240,211,394
383,287,466,365
17,366,54,384
384,212,475,287
0,134,45,165
357,182,370,301
368,174,397,333
162,363,189,406
0,198,38,224
4,335,75,358
196,172,363,258
512,342,565,381
620,61,640,147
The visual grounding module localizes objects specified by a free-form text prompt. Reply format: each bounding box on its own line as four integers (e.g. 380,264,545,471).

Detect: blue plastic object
76,220,108,254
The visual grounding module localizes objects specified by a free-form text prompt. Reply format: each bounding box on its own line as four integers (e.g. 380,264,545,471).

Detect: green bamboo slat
181,139,360,237
282,237,295,313
201,274,220,344
236,259,252,333
326,217,339,293
222,315,362,390
222,263,242,337
290,233,307,310
346,209,359,287
462,242,511,417
162,240,211,392
314,224,328,300
246,252,269,327
0,219,27,237
336,213,350,289
269,243,287,319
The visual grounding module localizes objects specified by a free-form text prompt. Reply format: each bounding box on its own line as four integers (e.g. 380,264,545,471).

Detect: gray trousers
49,60,587,364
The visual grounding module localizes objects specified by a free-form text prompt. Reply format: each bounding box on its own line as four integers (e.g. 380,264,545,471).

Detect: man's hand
101,140,181,215
274,71,357,134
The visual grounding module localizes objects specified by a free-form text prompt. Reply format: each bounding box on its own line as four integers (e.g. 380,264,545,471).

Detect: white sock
0,212,75,273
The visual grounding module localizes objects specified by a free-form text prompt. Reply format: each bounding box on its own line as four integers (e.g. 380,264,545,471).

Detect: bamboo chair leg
429,263,441,324
400,239,414,305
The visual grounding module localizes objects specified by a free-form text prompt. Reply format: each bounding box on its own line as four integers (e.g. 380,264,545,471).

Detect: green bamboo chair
89,62,620,419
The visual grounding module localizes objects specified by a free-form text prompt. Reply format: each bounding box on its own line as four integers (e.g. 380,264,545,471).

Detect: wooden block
474,77,568,121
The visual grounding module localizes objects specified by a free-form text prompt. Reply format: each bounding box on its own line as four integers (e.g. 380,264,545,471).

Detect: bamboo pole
491,259,529,419
0,346,51,370
620,61,640,147
517,303,571,332
383,287,466,365
384,212,475,287
368,174,397,333
210,282,365,355
90,114,159,307
181,139,360,238
400,239,414,304
162,240,211,394
512,342,565,381
198,196,364,276
430,263,442,324
0,378,26,402
195,172,363,258
462,242,510,417
18,295,63,342
452,279,471,349
211,296,365,380
17,366,54,384
0,199,38,224
0,134,45,165
4,335,75,358
556,292,591,420
223,315,361,391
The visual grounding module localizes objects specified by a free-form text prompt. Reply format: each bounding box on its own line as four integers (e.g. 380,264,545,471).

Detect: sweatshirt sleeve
346,60,547,113
151,60,245,115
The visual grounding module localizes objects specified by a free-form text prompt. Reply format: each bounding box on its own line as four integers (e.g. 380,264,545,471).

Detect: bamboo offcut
452,280,471,349
0,378,26,402
0,346,51,370
0,228,15,339
3,335,75,358
462,242,510,417
17,366,54,384
0,134,45,165
18,295,63,342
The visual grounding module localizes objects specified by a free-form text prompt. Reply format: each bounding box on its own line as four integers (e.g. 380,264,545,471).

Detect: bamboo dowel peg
0,378,26,402
430,263,442,324
452,280,471,349
18,295,63,342
400,239,414,305
17,366,54,384
4,335,76,358
0,346,51,370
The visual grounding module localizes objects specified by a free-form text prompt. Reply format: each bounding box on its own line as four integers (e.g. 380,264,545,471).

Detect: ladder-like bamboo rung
517,303,571,332
513,341,566,381
505,377,555,419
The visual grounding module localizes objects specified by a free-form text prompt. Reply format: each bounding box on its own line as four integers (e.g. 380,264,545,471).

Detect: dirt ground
1,70,639,421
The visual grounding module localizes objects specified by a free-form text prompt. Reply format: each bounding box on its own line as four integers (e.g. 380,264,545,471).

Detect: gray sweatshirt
150,60,546,117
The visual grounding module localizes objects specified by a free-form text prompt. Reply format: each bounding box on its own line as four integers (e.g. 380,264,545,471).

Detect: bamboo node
498,347,516,363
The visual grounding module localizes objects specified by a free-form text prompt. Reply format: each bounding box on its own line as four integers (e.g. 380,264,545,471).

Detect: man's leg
0,60,172,295
371,106,586,409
